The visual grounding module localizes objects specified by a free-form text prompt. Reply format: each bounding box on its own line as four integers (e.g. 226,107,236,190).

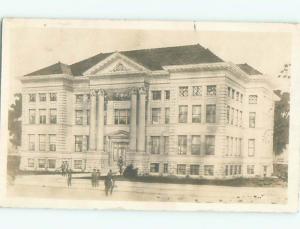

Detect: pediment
107,130,129,138
83,52,149,75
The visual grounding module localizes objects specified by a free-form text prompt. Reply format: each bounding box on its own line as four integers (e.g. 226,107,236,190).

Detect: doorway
112,142,128,161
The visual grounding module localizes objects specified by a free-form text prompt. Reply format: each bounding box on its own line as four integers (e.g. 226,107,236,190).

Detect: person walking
67,168,72,188
104,169,114,196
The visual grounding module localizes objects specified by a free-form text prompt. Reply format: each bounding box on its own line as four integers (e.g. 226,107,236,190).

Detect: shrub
123,164,138,178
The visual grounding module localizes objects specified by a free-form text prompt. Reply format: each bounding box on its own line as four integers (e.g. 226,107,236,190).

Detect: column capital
138,86,147,95
90,89,98,97
129,87,138,95
98,89,105,96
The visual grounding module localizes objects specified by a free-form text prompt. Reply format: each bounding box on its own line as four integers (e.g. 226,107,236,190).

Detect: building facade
19,44,278,178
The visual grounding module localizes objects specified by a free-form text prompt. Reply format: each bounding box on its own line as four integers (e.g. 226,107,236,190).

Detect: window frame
150,136,160,154
151,108,161,124
248,139,255,157
190,164,200,175
192,105,201,123
178,105,188,123
205,135,215,155
207,85,217,96
152,90,162,101
191,135,201,155
178,135,187,155
206,104,216,124
179,86,188,97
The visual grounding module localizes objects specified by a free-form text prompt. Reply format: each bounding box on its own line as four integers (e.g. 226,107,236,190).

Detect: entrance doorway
112,142,128,161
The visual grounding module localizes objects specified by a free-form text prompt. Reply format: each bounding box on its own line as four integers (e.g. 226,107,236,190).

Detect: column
97,89,105,151
137,87,146,152
129,88,137,152
89,90,97,151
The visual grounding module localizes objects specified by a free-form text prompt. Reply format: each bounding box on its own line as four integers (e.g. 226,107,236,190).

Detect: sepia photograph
0,19,299,212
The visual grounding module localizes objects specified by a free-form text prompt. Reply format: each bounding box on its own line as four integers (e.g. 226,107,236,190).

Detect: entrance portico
88,86,147,169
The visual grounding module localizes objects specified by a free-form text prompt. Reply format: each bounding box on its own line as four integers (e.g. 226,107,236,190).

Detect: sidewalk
10,174,287,204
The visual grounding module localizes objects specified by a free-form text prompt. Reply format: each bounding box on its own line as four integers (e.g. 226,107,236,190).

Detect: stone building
19,44,279,178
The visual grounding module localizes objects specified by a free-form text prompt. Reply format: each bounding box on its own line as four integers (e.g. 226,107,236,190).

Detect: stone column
89,90,97,151
137,87,146,152
97,89,105,151
129,88,137,152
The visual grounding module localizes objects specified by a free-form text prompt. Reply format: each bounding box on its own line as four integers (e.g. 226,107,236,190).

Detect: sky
5,23,292,103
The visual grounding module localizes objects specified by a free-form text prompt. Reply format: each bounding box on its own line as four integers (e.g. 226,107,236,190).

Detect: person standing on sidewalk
67,168,72,188
91,169,96,188
96,169,101,187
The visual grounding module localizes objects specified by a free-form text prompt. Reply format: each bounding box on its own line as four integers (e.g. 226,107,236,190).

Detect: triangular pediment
107,130,129,139
83,52,149,75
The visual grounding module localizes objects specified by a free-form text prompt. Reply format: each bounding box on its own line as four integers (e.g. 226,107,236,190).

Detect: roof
237,63,262,75
25,62,73,76
25,44,224,76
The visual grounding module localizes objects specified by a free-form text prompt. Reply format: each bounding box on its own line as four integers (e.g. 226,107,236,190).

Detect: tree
8,93,22,147
273,90,289,155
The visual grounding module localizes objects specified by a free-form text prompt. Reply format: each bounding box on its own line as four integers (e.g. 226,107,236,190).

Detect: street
7,174,287,204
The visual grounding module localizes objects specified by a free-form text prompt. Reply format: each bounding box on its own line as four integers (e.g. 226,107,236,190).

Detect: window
50,93,57,101
39,109,46,124
205,135,215,155
165,90,170,100
28,135,35,151
75,135,83,152
39,93,46,102
87,110,90,125
75,110,83,125
76,94,84,103
50,109,57,124
226,136,229,156
152,91,161,100
165,108,170,124
231,89,235,99
49,135,56,152
249,95,258,104
206,104,216,123
240,94,243,103
207,85,216,96
29,109,36,124
235,109,238,126
178,135,187,155
249,112,256,128
179,86,188,97
248,139,255,157
28,159,34,168
163,136,169,154
38,159,46,169
239,138,242,156
178,105,188,123
191,135,201,155
150,163,159,173
225,165,229,176
177,164,186,175
114,109,130,125
237,165,242,175
231,108,234,125
192,105,201,123
39,134,46,151
227,87,231,97
163,163,168,173
230,137,233,156
204,165,214,176
230,165,234,175
74,160,83,170
192,86,202,96
226,106,230,124
151,108,161,124
150,136,160,154
239,111,243,127
190,164,200,175
29,93,36,102
236,92,239,101
247,165,255,174
48,159,56,169
74,135,89,152
86,94,90,103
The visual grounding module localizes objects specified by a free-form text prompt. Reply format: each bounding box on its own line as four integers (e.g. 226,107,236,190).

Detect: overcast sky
5,24,292,103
